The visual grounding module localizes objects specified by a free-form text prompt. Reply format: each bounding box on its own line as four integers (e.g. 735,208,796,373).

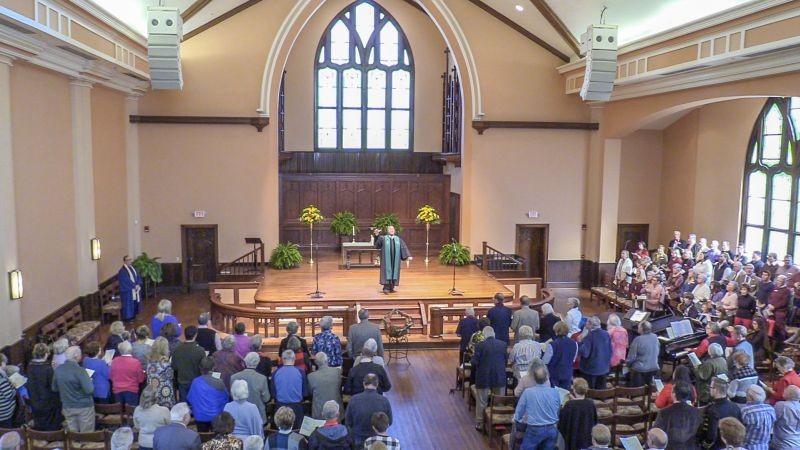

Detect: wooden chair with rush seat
482,394,517,447
26,429,65,450
66,430,106,449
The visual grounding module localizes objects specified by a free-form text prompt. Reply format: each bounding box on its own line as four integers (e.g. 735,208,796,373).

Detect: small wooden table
341,242,380,269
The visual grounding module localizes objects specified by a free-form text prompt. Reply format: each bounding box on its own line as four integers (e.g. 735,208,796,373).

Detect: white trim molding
0,5,149,95
560,6,800,101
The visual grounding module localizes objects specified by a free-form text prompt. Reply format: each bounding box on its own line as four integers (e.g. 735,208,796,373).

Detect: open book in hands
620,436,644,450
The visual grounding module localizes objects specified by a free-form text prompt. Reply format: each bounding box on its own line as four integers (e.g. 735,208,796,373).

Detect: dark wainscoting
280,173,451,250
546,260,582,288
279,152,444,174
160,263,184,292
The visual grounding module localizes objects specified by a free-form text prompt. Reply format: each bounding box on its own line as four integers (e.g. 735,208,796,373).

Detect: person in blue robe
118,255,143,321
373,226,411,294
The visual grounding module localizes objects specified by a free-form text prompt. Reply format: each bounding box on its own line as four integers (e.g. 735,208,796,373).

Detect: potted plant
132,252,163,298
416,205,441,264
439,241,471,266
269,242,303,269
330,211,359,246
299,205,324,264
372,213,403,234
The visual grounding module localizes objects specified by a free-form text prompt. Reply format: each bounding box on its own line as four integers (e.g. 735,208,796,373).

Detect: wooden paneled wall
280,174,451,249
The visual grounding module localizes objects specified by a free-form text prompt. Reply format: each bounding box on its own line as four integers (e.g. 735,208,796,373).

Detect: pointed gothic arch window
314,1,414,151
741,97,800,257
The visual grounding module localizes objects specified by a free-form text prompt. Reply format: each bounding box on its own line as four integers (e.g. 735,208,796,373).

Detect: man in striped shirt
741,385,776,450
0,368,16,428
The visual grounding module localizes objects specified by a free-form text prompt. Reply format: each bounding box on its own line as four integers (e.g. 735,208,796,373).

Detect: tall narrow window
315,1,414,151
741,97,800,257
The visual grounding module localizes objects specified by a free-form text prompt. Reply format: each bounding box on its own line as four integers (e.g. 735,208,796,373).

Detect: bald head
647,428,668,449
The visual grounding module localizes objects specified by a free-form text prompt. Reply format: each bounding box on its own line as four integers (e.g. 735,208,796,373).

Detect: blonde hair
148,337,170,362
110,321,126,336
156,299,172,319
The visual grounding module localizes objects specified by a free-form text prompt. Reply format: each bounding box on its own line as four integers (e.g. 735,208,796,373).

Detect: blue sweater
578,329,613,375
546,336,578,382
187,375,228,422
83,357,111,400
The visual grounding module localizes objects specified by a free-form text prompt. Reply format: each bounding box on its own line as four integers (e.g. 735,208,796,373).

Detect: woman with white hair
354,338,385,367
110,427,134,450
763,356,800,405
51,338,69,368
109,340,145,407
508,325,540,380
606,314,628,368
242,436,263,450
565,298,583,336
133,385,170,450
693,342,729,404
224,380,264,439
146,337,176,408
310,316,343,367
151,299,181,339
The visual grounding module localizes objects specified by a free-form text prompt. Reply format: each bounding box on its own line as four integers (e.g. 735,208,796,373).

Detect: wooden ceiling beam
181,0,213,22
183,0,263,41
529,0,580,56
465,0,569,63
401,0,426,13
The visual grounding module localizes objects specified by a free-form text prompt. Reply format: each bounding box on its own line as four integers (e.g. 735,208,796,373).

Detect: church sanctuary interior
4,0,800,448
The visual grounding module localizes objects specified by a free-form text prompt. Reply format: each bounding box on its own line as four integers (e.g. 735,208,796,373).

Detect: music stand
307,243,325,299
448,258,463,296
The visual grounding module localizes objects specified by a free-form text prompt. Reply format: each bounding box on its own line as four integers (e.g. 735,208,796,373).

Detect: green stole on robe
382,235,402,281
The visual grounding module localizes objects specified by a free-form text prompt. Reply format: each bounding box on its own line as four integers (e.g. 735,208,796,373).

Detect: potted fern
330,211,359,247
372,213,403,234
269,242,303,269
439,241,471,266
299,205,324,264
132,252,163,298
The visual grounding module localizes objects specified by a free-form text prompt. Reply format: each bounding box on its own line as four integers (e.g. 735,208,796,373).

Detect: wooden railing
217,245,265,279
428,280,554,337
479,241,525,273
209,282,261,305
499,277,545,302
210,292,356,338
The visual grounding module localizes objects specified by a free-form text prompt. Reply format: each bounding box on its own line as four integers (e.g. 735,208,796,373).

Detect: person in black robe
26,343,63,430
373,226,411,294
558,377,597,450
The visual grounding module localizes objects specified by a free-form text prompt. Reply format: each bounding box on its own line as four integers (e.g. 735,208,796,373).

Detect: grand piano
620,310,707,367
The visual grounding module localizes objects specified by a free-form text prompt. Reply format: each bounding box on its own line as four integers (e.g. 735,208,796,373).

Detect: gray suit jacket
231,368,271,422
307,365,343,419
511,306,540,342
346,321,384,357
153,422,201,450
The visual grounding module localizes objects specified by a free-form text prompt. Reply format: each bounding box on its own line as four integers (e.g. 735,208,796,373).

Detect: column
0,54,23,346
125,95,142,257
70,79,99,294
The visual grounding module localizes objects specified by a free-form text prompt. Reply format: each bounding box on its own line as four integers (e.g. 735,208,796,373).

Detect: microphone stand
308,243,325,299
448,239,463,296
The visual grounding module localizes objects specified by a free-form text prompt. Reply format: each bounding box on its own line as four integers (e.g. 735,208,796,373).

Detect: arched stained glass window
741,97,800,257
315,0,414,151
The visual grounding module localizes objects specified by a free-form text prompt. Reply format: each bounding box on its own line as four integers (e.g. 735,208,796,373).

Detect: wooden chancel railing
209,283,357,338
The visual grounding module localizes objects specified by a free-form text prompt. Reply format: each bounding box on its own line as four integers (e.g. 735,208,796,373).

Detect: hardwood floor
121,292,493,449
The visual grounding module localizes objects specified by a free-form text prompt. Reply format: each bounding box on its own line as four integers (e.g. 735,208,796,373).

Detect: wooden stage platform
254,252,513,304
209,251,549,346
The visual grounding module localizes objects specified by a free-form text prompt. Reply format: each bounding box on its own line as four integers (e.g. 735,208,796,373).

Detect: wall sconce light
8,270,23,300
90,238,101,260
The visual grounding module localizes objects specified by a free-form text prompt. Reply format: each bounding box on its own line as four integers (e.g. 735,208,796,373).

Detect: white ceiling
87,0,765,54
85,0,251,38
544,0,760,47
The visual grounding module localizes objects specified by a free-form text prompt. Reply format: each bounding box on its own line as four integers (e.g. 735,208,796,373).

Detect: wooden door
616,224,650,256
181,225,219,291
515,225,549,281
449,193,460,242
